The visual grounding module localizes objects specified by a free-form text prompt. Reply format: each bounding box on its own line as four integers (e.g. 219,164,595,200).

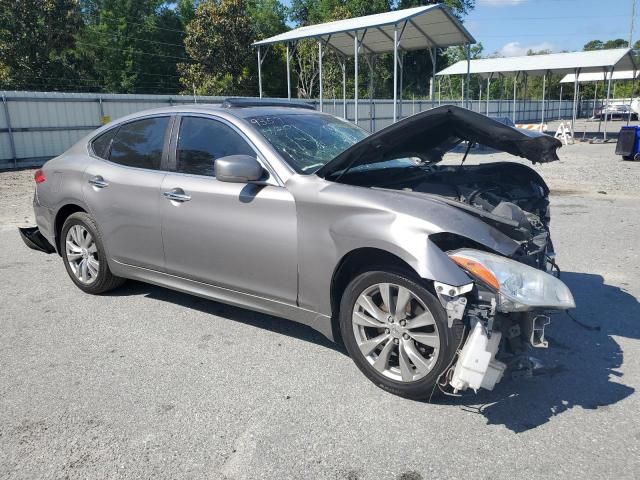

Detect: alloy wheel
352,282,440,382
65,225,100,285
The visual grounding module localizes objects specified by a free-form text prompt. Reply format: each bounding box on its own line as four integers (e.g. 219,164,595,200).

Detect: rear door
83,115,172,270
160,115,298,305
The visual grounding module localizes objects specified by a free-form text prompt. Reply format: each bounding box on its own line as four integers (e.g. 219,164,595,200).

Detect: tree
248,0,289,97
0,0,84,91
179,0,255,95
393,1,476,99
399,0,475,19
76,0,187,93
583,40,605,51
287,1,392,99
584,38,629,51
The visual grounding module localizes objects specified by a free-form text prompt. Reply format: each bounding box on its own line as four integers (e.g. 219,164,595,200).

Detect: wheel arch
54,203,88,254
329,247,428,344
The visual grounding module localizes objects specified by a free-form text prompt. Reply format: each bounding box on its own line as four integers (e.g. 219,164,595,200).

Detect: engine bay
339,160,555,270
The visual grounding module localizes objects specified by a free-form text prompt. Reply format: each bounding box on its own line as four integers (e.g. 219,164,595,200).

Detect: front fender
328,211,473,287
288,176,503,316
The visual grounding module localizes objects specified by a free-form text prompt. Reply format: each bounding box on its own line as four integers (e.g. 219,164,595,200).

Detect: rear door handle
88,175,109,189
163,188,191,203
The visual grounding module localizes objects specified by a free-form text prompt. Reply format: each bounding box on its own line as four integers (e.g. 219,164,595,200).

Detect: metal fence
0,90,612,169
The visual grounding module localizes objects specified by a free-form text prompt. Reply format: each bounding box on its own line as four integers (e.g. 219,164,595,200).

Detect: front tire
61,212,125,294
339,270,464,399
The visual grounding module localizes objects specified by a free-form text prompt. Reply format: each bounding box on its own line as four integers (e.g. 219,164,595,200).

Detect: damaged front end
315,106,572,393
434,249,575,393
318,105,563,273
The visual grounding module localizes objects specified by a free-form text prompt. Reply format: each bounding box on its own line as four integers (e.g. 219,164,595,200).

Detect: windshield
247,113,368,174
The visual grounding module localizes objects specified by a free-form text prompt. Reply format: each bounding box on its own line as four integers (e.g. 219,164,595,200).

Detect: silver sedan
20,100,574,399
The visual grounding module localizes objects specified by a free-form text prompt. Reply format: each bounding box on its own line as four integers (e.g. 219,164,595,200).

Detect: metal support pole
98,96,105,119
598,78,604,134
257,47,263,98
512,72,519,122
429,48,436,100
286,43,291,100
558,84,563,120
318,42,323,112
571,68,580,136
498,73,504,116
603,66,614,141
2,95,17,168
523,73,529,121
393,25,398,123
354,33,359,125
628,69,638,126
367,56,375,132
342,60,347,119
465,43,471,109
438,78,442,106
486,74,491,116
399,51,404,120
541,71,547,126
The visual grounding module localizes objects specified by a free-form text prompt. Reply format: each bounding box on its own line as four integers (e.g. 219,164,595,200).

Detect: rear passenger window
176,117,254,176
109,117,170,170
91,128,117,159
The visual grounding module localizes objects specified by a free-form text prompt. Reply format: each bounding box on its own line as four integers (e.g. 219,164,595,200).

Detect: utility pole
631,0,637,48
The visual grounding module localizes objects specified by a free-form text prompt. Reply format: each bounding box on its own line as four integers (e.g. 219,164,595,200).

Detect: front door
160,115,298,305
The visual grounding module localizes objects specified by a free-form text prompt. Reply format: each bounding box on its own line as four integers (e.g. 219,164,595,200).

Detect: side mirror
215,155,265,183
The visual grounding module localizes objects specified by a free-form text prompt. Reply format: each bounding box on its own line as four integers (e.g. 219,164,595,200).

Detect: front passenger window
176,117,255,176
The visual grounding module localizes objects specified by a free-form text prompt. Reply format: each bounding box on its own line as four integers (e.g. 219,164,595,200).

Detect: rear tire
61,212,125,294
339,270,464,400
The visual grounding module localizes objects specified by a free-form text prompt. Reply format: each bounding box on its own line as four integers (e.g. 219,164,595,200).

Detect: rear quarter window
90,128,118,159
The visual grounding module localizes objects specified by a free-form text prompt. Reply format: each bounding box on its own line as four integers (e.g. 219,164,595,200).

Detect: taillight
34,169,46,184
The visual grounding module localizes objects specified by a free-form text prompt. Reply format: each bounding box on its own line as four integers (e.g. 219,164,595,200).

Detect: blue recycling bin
615,126,640,161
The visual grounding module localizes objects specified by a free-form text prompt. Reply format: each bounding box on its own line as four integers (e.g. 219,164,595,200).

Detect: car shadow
105,271,637,433
106,280,345,354
440,271,638,432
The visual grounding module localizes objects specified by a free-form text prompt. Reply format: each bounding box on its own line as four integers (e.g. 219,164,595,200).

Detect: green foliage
0,0,84,90
0,0,480,99
584,38,629,51
76,1,187,93
178,0,255,96
248,0,289,97
399,0,475,19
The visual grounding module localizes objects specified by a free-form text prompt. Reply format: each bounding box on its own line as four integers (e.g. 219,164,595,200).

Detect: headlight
448,249,575,312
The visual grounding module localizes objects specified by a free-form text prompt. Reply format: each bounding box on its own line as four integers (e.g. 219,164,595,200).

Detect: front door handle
163,188,191,203
88,175,109,189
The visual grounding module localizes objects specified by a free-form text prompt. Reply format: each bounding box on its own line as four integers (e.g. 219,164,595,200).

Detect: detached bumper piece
449,321,506,393
18,226,56,254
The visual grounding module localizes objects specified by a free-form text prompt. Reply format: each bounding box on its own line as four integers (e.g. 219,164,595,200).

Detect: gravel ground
1,142,639,479
0,169,36,228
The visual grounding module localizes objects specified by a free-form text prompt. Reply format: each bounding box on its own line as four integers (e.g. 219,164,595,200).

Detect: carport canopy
436,48,636,78
253,4,475,55
435,48,638,138
560,70,639,83
251,4,476,124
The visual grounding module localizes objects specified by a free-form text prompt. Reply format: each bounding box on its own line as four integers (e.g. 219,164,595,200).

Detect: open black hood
316,105,562,179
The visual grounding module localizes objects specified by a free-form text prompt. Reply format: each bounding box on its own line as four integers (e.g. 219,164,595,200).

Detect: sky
467,0,636,56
